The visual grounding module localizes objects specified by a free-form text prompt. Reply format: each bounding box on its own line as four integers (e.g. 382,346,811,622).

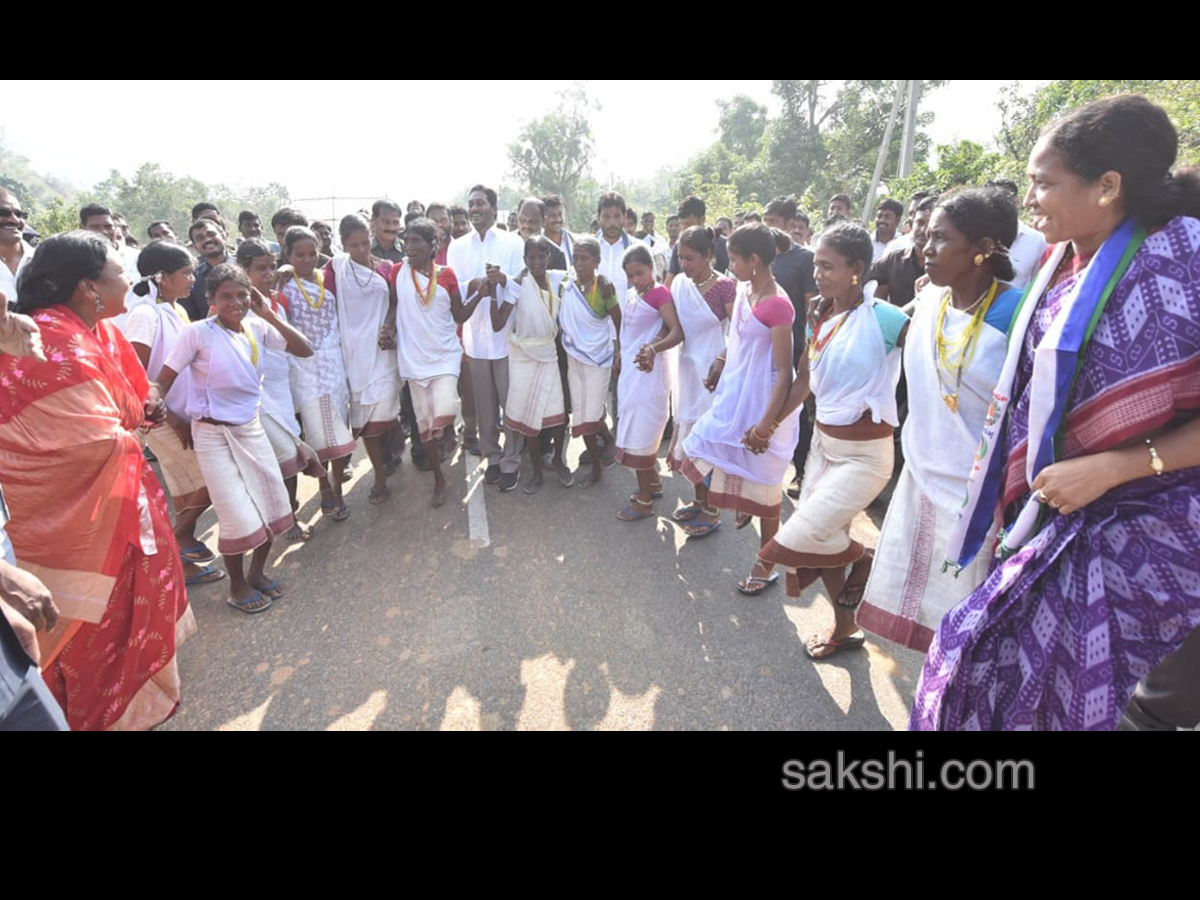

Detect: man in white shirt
639,211,669,281
595,192,643,301
986,179,1048,288
445,184,527,489
872,198,904,262
0,189,34,309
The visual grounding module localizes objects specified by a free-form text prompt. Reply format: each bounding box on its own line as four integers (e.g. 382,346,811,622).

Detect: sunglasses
0,207,28,220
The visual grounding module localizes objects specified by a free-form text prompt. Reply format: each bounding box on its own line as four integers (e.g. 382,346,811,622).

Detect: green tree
716,95,769,159
508,84,598,225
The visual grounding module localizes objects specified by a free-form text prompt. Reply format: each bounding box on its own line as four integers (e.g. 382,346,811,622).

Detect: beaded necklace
934,280,999,413
410,263,438,311
295,269,326,310
217,318,258,367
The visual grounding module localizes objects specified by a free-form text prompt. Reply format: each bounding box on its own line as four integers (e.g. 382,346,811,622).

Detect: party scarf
945,219,1145,571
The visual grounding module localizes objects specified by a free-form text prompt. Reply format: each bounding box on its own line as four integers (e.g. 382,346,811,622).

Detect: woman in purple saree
911,95,1200,731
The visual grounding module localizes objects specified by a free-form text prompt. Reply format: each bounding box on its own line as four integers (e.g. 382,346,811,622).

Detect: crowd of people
1,93,1198,731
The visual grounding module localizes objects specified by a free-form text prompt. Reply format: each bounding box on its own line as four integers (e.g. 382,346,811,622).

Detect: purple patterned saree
911,217,1200,730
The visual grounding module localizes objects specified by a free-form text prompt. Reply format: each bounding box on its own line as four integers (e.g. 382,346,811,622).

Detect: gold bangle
752,427,771,441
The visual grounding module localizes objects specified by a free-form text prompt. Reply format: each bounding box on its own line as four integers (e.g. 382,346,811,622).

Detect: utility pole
863,80,906,226
899,80,921,178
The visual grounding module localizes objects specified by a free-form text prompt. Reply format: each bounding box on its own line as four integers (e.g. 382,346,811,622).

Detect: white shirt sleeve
162,321,201,373
123,303,158,348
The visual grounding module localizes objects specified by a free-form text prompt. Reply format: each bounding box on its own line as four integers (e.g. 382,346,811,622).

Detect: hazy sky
5,80,1033,214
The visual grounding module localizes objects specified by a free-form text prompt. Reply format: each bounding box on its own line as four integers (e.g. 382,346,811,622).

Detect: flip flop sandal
555,464,575,487
601,451,617,470
616,499,655,522
180,543,216,564
227,591,272,614
332,502,351,522
672,502,704,523
369,486,389,505
682,519,722,539
735,512,753,530
806,631,867,660
836,554,873,608
253,579,284,599
736,571,779,596
185,564,226,586
523,478,544,495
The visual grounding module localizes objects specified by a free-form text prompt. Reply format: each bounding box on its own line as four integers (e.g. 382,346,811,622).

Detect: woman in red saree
2,231,195,730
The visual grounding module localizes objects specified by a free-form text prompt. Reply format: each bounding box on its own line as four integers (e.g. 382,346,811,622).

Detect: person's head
235,238,277,293
189,219,226,259
666,214,682,243
404,210,423,229
923,187,1018,288
338,214,372,267
905,189,934,232
147,220,176,242
16,230,129,318
625,207,638,234
112,213,135,247
449,205,470,240
875,198,904,241
677,195,707,229
677,225,717,282
823,213,848,229
542,194,565,238
506,211,519,232
791,213,812,247
763,195,798,232
813,223,873,301
80,203,119,249
407,200,425,216
206,263,253,330
271,207,308,249
312,220,334,254
641,211,656,234
467,184,498,232
196,209,228,233
403,218,438,269
572,236,600,282
1028,94,1200,243
772,228,794,257
191,201,220,221
827,193,852,218
743,211,763,225
597,192,627,241
517,197,546,240
715,216,733,237
0,188,27,247
371,199,402,249
134,239,194,301
523,235,554,278
284,225,319,277
621,244,656,292
238,210,263,240
426,202,451,245
734,210,746,227
911,194,939,258
726,222,777,282
983,179,1020,198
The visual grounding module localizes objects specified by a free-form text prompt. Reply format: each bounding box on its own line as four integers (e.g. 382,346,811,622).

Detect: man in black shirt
763,195,818,362
667,195,729,286
183,219,236,321
868,194,936,308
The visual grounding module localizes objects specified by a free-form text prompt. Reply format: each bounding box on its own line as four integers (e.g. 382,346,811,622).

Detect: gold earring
93,293,105,313
1099,196,1111,207
973,253,985,266
851,274,859,286
752,266,757,277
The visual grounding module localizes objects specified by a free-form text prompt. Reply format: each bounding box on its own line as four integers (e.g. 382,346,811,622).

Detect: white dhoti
566,355,610,437
759,430,893,596
408,375,459,444
192,417,294,555
261,410,325,480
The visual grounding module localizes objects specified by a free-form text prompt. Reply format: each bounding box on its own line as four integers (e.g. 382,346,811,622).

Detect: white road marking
465,455,490,548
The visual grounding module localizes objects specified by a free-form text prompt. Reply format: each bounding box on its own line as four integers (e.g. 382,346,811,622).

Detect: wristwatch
1145,438,1164,476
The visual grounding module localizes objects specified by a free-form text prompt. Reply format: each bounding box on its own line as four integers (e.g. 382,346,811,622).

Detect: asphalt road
160,434,926,731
